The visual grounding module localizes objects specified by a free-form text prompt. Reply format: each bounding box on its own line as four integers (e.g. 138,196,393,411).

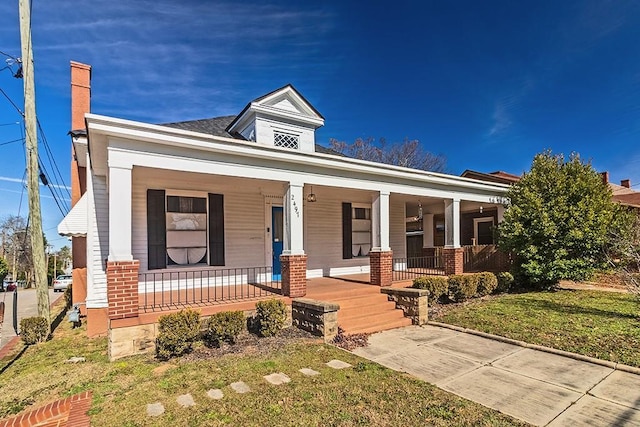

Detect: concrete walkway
353,325,640,426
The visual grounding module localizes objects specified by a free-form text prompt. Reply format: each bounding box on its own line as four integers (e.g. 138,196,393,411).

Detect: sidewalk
0,288,60,350
353,325,640,426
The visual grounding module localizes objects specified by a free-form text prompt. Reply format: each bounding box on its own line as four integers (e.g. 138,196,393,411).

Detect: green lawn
436,289,640,367
0,313,526,426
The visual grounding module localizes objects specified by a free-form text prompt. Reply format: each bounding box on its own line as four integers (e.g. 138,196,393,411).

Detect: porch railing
462,245,511,272
138,266,281,312
392,256,445,281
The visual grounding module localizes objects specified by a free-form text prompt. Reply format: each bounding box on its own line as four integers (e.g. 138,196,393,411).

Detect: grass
0,312,528,426
436,289,640,367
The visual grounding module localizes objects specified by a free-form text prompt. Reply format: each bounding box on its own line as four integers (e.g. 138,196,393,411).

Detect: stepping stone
299,368,320,376
146,402,165,417
326,359,352,369
230,381,251,394
65,356,86,363
206,389,224,400
264,373,291,385
176,393,196,407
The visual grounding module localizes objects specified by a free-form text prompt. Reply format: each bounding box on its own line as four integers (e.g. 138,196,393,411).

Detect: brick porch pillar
281,254,307,297
370,250,393,287
106,260,140,320
443,248,463,275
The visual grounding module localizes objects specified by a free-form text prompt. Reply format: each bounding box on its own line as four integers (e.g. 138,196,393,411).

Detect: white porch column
423,213,434,248
444,198,461,248
371,191,391,252
496,204,505,223
108,165,133,261
283,182,305,255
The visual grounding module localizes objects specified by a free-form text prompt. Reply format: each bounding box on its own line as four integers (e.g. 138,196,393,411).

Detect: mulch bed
182,327,320,361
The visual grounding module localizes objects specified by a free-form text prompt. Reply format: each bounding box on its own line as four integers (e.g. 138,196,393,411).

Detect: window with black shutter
146,190,225,269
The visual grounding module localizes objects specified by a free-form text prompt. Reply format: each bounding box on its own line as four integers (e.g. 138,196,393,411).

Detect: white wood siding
389,196,406,259
132,168,274,273
87,173,109,308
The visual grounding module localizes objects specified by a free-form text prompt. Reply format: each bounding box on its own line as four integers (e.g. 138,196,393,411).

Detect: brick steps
322,286,412,335
346,316,412,335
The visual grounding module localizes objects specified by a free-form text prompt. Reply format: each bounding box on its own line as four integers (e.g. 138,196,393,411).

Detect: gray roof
162,115,241,139
160,115,340,155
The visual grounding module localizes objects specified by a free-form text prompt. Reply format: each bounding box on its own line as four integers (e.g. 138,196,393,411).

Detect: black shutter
208,193,225,266
147,189,166,270
342,202,352,259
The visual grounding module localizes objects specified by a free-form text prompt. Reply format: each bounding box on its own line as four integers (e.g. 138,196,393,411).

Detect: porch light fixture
479,205,483,214
306,186,317,203
417,201,423,220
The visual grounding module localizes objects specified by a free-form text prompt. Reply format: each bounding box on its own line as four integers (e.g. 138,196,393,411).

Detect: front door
272,206,284,277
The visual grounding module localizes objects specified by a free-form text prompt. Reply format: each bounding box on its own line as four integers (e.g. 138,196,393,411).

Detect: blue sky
1,0,640,249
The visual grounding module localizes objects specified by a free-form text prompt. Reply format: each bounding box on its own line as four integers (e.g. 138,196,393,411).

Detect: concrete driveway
0,288,60,349
353,325,640,426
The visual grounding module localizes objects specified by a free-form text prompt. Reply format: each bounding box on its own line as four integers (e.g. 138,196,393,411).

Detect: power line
0,87,24,116
0,50,18,61
0,138,24,147
37,119,70,200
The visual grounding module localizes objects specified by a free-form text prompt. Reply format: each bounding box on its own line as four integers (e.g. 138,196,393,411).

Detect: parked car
53,274,72,292
1,280,17,292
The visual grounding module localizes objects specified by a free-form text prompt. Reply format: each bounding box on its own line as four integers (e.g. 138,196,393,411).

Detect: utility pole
19,0,50,326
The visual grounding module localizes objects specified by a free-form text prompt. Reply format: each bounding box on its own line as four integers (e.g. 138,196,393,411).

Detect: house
58,62,509,355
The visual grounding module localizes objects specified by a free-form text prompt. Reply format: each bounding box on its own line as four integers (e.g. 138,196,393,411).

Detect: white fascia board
107,146,504,204
255,87,321,118
252,104,324,127
88,114,508,196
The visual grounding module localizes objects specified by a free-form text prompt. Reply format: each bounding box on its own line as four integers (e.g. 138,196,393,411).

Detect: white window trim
351,203,371,257
473,217,494,245
164,189,209,267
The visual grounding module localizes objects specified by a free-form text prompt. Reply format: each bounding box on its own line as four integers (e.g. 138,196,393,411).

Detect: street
0,288,60,348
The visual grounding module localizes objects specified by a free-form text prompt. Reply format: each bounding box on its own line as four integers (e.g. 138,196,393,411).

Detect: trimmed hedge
412,276,449,300
476,272,498,297
156,308,201,360
20,316,48,344
495,271,514,294
448,275,479,302
255,299,287,337
203,310,245,347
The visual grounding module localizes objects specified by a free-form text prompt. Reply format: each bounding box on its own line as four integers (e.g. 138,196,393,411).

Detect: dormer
226,84,324,153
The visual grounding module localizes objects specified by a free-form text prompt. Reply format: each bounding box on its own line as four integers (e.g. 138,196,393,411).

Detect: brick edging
427,321,640,375
0,391,92,427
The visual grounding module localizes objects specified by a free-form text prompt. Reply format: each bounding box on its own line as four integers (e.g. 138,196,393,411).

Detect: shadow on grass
0,344,28,375
0,302,69,375
508,297,640,321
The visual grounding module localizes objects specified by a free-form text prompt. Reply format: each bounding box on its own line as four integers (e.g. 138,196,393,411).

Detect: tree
328,137,447,172
498,151,627,289
0,215,33,285
0,256,8,284
606,212,640,296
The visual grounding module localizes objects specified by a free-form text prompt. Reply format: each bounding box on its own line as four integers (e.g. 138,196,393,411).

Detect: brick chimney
70,62,91,319
600,171,609,184
621,179,631,188
71,61,91,131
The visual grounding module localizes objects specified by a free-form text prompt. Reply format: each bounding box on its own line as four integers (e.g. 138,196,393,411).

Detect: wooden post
19,0,50,327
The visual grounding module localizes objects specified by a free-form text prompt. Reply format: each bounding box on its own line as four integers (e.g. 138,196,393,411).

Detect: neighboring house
602,172,640,211
58,62,509,346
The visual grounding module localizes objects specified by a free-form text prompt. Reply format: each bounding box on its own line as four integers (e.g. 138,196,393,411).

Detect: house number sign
292,195,300,218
